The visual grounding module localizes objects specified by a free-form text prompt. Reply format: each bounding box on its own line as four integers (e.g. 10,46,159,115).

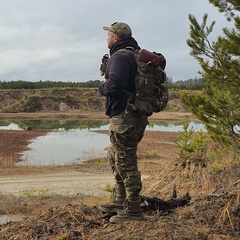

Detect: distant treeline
0,80,102,89
166,77,207,90
0,78,206,90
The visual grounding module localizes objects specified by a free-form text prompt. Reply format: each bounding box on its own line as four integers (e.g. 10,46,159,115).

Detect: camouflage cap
103,22,132,38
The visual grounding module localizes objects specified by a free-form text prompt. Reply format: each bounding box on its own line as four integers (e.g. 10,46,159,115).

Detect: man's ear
113,34,119,43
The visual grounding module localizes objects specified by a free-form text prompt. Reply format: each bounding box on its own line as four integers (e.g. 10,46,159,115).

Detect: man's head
103,22,132,49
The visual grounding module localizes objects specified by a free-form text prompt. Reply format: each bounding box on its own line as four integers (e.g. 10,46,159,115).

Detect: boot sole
99,206,124,213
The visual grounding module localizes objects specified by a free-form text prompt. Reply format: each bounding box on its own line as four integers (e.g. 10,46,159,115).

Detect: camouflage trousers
108,110,148,201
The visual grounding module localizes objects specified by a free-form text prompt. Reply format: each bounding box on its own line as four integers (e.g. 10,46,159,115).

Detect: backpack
122,47,168,117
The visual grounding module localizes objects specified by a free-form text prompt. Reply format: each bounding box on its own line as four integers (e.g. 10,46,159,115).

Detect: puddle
0,214,24,225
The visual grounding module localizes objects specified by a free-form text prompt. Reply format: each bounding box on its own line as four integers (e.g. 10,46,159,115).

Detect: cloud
0,0,230,82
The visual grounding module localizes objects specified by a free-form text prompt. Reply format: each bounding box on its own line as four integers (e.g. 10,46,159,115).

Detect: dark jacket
99,37,140,118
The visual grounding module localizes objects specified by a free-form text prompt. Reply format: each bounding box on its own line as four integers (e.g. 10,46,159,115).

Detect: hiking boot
99,183,126,213
109,200,144,223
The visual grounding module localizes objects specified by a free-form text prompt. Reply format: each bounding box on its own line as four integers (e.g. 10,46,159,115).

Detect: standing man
99,22,148,223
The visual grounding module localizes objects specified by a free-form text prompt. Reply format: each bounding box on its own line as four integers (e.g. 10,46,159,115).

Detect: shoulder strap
117,46,139,55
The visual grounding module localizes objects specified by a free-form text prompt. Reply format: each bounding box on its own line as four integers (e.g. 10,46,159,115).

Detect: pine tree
182,0,240,152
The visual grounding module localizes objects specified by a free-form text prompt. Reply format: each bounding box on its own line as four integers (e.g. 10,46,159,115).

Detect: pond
0,119,206,166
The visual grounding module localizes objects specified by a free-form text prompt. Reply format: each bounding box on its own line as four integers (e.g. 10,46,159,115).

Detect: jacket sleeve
99,53,131,97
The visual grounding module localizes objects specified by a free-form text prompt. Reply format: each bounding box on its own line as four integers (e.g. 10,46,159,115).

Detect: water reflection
0,123,22,130
1,119,206,166
147,121,206,132
0,119,109,131
18,130,110,166
0,119,206,132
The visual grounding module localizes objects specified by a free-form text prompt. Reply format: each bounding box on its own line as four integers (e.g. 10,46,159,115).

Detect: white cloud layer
0,0,232,82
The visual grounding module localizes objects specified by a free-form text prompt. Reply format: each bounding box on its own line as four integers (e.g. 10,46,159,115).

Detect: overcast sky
0,0,229,82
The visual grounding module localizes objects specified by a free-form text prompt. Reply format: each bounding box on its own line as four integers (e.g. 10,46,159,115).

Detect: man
99,22,148,223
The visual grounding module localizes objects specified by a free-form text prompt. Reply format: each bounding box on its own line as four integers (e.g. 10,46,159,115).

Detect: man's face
107,31,119,49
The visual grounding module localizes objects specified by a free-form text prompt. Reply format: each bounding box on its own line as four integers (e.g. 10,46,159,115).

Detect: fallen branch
140,193,190,211
140,184,190,211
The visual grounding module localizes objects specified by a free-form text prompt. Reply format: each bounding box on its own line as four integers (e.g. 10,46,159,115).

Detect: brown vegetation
0,89,239,239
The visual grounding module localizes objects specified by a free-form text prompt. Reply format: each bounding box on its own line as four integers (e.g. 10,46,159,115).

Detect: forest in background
0,77,206,90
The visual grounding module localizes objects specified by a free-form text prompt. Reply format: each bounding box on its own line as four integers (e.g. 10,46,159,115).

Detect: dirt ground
0,111,239,239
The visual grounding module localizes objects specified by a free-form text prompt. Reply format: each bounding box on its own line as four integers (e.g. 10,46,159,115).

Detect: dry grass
1,152,239,239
